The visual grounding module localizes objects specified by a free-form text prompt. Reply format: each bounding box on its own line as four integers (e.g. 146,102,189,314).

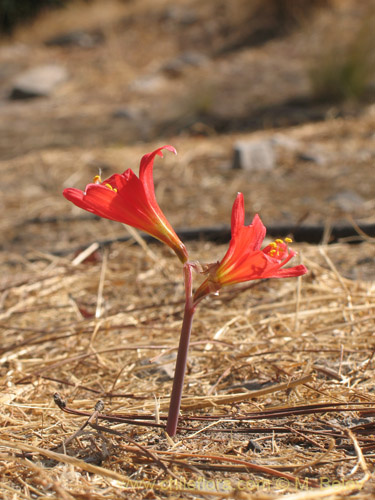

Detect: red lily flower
193,193,307,302
63,146,188,263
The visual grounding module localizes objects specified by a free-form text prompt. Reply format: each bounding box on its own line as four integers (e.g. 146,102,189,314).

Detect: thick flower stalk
63,146,188,263
166,262,196,437
193,193,308,304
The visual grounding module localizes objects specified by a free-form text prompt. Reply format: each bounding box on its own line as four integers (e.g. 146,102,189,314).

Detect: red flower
63,146,188,263
194,193,307,302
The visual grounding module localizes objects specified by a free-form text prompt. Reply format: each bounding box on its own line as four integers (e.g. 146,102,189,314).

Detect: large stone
232,139,276,171
9,64,68,99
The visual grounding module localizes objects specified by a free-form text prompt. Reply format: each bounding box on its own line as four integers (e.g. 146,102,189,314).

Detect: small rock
112,106,141,120
44,29,105,48
162,6,198,25
270,133,300,151
180,51,208,66
111,107,152,142
129,74,167,94
9,64,68,99
328,190,366,212
232,139,276,171
162,51,208,77
297,151,326,164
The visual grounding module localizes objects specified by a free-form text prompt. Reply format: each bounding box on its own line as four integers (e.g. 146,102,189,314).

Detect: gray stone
129,74,167,94
270,133,300,151
232,139,276,171
162,6,198,25
44,29,105,48
10,64,68,99
328,190,366,212
162,51,208,77
297,151,326,164
112,106,141,120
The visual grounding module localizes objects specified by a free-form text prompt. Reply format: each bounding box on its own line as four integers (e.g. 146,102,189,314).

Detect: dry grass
1,235,375,498
1,0,375,498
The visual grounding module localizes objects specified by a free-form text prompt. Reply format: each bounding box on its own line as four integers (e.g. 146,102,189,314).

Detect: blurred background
1,0,375,255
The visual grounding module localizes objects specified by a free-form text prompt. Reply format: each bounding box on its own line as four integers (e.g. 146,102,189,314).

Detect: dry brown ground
1,1,375,499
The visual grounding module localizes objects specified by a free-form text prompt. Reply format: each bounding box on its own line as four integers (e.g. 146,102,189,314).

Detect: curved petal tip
161,145,177,156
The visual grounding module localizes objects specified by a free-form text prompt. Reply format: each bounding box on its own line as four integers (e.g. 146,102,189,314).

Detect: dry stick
55,402,324,491
293,269,303,332
278,432,372,500
140,449,321,489
88,421,180,481
53,393,375,428
346,214,375,243
0,481,31,500
294,438,336,473
180,374,314,411
32,375,146,399
284,426,328,452
15,339,232,385
52,395,178,481
346,429,371,482
0,440,227,498
53,398,105,452
12,455,77,500
123,224,159,264
207,363,234,396
16,344,173,383
319,246,355,324
95,247,108,319
71,241,100,266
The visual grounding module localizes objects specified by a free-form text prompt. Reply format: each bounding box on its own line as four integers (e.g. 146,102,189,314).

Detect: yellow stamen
267,236,293,258
104,183,117,192
93,175,102,184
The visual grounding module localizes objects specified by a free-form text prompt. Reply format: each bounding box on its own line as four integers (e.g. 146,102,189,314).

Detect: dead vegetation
1,237,375,499
1,0,375,498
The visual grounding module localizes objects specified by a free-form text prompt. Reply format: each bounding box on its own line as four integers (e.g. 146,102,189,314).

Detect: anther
93,175,102,184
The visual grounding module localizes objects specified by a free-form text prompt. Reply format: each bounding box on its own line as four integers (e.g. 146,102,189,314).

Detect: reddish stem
166,264,195,437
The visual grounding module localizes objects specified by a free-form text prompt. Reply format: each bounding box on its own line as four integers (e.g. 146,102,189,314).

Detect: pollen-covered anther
268,237,293,258
104,183,117,192
93,175,102,184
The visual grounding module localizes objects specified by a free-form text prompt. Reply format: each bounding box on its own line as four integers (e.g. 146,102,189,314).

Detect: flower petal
269,264,308,278
218,196,266,275
230,193,245,237
139,145,177,212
